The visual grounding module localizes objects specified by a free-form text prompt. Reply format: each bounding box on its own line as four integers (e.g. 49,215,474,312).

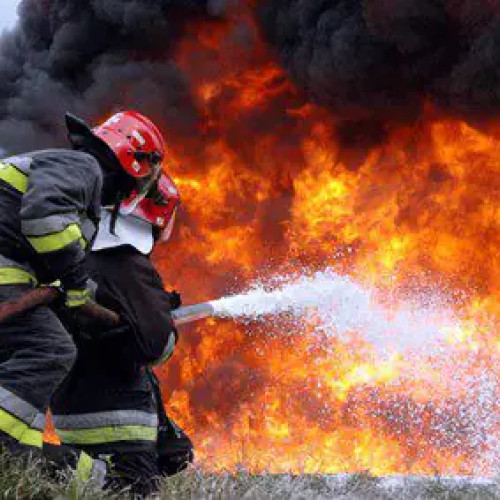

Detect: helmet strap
109,197,122,236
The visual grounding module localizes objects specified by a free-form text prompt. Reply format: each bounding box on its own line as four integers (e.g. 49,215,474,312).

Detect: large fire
63,2,500,476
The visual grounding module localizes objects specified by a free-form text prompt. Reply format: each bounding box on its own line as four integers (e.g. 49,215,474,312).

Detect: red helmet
122,173,181,242
93,111,166,179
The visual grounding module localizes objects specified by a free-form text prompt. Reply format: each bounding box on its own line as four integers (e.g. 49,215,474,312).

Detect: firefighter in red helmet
51,172,193,496
90,111,167,213
0,110,166,477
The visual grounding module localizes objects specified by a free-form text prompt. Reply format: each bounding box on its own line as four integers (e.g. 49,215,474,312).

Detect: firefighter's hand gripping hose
0,285,121,327
168,289,182,310
64,278,98,309
0,286,216,327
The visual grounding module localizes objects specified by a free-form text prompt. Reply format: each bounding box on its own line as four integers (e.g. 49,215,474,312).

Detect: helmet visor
120,159,162,215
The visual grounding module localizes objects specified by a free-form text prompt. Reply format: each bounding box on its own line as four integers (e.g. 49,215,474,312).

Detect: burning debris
1,0,500,478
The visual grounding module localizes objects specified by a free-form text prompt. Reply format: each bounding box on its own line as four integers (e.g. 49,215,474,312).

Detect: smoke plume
258,0,500,123
3,1,500,154
0,0,217,153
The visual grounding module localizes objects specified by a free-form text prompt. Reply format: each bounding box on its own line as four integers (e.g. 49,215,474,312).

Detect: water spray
172,269,459,355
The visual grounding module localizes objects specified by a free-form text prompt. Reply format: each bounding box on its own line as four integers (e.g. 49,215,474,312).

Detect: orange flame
150,3,500,475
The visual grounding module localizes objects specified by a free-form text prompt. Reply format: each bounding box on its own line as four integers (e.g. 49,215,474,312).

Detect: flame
51,2,500,476
147,2,500,476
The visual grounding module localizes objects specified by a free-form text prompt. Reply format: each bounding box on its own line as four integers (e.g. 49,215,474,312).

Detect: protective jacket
51,245,185,495
0,149,102,293
0,149,102,453
52,246,177,452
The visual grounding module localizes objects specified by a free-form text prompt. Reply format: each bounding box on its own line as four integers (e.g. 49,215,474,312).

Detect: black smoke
0,0,223,154
258,0,500,124
3,0,500,154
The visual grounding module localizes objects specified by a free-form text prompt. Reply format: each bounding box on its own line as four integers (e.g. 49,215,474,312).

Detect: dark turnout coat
51,246,177,451
0,149,102,289
51,245,192,494
0,149,102,453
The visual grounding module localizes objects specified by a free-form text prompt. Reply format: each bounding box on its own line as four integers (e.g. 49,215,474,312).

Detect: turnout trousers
51,358,193,496
51,359,161,496
0,284,77,453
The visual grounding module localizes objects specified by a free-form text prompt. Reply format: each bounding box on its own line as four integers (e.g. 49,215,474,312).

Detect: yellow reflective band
65,289,91,308
66,290,89,298
57,425,158,445
66,300,88,308
0,408,43,448
27,223,83,254
76,451,94,482
0,267,37,286
0,163,28,193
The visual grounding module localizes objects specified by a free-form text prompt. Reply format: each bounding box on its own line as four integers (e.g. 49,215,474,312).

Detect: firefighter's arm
114,260,179,365
148,289,181,366
149,323,177,366
125,289,178,366
81,250,178,362
20,151,103,307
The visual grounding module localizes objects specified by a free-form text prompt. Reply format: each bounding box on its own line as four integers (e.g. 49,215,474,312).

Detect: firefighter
0,110,167,481
51,173,194,496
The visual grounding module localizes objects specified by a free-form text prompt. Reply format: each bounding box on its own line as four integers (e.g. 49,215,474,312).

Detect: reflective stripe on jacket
0,386,45,448
0,150,102,288
0,255,37,286
54,410,158,445
0,162,29,193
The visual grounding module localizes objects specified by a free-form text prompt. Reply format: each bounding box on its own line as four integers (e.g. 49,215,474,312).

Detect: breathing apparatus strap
109,196,122,236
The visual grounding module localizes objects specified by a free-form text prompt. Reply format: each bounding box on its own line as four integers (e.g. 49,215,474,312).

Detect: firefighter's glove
169,290,182,310
41,280,65,309
65,278,98,309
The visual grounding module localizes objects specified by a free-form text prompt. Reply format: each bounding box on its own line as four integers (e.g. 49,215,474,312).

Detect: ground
0,452,498,499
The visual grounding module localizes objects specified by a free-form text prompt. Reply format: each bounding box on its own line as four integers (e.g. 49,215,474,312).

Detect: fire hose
0,287,216,327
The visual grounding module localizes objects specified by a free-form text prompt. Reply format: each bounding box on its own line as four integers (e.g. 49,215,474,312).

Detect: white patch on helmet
104,115,121,126
132,130,146,146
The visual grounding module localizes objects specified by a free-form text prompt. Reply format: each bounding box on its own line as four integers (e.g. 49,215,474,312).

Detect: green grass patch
0,451,499,499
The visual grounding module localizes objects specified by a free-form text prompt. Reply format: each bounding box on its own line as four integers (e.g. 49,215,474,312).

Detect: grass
0,452,499,499
0,451,124,500
158,472,500,499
